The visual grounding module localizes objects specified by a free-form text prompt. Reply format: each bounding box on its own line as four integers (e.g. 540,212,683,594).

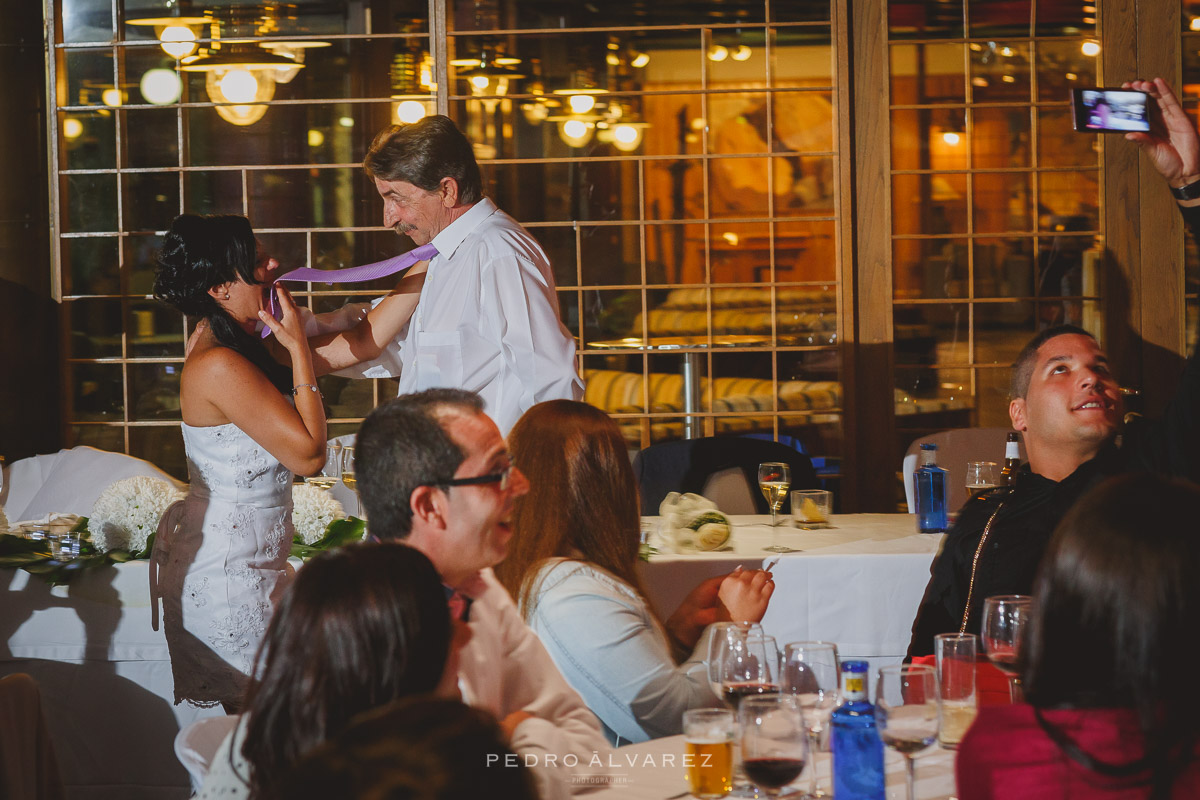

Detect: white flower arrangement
90,476,186,554
657,492,733,552
291,483,346,545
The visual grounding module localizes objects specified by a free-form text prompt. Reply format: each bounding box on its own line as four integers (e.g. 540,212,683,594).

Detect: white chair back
903,428,1025,514
1,446,181,522
174,714,239,792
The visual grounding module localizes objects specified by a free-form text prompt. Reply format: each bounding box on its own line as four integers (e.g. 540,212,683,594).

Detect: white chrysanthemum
90,476,186,553
291,484,345,545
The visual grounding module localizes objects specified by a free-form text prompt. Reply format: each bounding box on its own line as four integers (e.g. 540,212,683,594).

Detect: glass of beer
683,708,735,798
964,461,999,499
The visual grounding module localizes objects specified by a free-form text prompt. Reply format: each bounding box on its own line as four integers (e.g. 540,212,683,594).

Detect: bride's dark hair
153,213,290,393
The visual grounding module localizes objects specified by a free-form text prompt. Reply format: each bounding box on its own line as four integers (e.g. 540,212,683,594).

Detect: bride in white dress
149,214,426,708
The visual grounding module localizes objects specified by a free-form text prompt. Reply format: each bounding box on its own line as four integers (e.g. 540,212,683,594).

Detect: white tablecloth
2,562,222,799
638,515,942,673
585,733,956,799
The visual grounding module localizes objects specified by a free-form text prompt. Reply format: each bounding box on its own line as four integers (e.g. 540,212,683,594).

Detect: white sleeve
482,255,583,411
297,300,406,380
531,571,721,744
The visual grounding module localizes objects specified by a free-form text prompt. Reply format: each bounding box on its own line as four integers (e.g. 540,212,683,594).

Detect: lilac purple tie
261,242,438,338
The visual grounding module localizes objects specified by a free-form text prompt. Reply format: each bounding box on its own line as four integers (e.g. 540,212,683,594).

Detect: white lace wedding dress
151,422,294,707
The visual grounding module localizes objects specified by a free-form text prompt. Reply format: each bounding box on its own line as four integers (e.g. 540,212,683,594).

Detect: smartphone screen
1070,88,1150,133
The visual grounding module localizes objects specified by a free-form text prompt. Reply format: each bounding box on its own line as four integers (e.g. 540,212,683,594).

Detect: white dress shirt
329,197,583,434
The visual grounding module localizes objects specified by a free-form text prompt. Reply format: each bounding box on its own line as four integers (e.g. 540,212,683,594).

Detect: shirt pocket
415,330,464,389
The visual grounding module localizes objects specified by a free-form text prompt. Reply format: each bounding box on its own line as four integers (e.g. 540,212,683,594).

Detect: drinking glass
791,489,831,530
758,462,793,552
875,664,938,800
934,633,977,749
719,633,780,711
739,695,809,798
981,594,1032,702
964,461,1000,499
707,623,765,700
340,446,356,491
717,630,780,797
683,708,735,799
781,641,839,798
305,442,341,490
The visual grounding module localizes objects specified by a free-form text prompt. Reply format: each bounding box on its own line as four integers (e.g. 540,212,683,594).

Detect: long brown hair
238,543,452,797
498,400,645,615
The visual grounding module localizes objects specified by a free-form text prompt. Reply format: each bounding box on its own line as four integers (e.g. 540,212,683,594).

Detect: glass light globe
140,68,182,105
396,100,427,124
159,26,196,59
219,69,259,104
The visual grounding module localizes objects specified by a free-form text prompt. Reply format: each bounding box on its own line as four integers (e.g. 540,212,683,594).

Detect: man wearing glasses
356,388,609,796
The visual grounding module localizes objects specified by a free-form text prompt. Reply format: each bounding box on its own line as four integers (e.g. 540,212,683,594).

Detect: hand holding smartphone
1071,88,1151,133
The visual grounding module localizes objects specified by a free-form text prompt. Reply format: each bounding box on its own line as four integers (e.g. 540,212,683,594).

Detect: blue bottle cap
920,443,937,451
841,660,869,674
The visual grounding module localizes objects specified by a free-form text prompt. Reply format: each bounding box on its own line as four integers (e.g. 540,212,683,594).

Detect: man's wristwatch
1171,176,1200,201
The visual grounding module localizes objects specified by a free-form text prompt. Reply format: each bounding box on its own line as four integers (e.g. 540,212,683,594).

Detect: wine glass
875,664,938,800
305,442,341,490
964,461,999,500
781,641,839,799
708,623,764,700
739,695,810,798
758,462,793,553
716,630,779,797
981,594,1032,702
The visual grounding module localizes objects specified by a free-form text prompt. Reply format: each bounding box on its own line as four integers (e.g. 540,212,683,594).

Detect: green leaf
289,517,366,561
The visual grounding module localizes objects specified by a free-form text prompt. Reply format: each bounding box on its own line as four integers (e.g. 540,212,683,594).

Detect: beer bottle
1000,432,1020,486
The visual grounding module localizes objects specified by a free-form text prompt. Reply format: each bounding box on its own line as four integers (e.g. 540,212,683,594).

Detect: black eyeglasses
433,463,514,492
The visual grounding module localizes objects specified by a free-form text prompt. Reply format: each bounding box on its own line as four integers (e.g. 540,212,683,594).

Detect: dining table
584,733,956,799
637,514,943,674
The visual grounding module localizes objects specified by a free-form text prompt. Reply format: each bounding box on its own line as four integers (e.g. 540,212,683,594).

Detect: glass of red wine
981,594,1032,702
875,664,938,800
717,631,779,797
739,694,809,797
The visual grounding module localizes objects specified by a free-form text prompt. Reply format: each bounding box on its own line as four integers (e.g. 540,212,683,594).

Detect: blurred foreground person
197,544,464,799
956,473,1200,799
498,400,774,744
275,697,538,800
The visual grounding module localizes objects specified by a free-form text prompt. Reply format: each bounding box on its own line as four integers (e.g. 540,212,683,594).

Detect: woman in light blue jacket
497,400,773,744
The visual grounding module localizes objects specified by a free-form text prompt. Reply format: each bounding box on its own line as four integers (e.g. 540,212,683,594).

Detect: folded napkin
657,492,733,552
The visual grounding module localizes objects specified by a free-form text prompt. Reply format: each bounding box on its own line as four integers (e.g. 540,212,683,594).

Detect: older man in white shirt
311,115,582,434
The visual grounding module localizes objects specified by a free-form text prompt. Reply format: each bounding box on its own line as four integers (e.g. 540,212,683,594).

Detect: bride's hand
259,286,308,354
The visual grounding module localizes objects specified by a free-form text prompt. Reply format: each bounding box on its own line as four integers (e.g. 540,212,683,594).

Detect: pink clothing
956,704,1200,799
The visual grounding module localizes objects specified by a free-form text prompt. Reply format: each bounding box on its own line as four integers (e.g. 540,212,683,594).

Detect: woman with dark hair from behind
497,400,774,744
274,697,538,800
151,213,426,709
197,543,466,799
956,472,1200,799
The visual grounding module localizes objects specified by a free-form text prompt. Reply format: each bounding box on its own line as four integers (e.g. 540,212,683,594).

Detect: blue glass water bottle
914,442,948,533
831,660,885,800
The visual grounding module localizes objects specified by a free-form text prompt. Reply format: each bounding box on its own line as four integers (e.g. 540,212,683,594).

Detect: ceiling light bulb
140,68,182,105
731,45,752,61
159,25,197,59
338,116,355,127
568,94,596,114
63,118,84,139
396,100,426,124
942,131,961,146
307,129,324,147
219,69,259,104
1192,17,1200,31
1081,40,1100,56
102,88,123,106
708,44,728,62
614,124,638,145
631,52,650,68
470,75,491,91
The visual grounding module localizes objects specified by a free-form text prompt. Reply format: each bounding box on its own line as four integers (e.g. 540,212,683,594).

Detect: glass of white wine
305,442,341,490
758,462,793,553
341,446,356,491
